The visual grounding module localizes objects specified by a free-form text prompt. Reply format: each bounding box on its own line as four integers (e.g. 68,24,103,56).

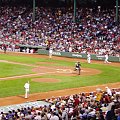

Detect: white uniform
30,49,34,53
24,82,30,98
26,48,29,53
49,48,53,58
104,54,109,63
106,87,112,96
87,53,91,63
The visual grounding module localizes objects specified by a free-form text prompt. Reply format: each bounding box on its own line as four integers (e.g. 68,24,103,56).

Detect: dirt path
0,52,120,106
0,82,120,106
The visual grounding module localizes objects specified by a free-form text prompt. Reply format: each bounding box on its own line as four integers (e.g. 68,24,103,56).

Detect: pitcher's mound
32,78,60,83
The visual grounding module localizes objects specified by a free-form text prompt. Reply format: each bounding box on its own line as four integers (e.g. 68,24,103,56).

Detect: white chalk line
0,72,56,80
0,60,69,71
0,60,36,67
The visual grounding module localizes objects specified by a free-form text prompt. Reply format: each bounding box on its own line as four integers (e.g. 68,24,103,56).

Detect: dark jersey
75,62,81,69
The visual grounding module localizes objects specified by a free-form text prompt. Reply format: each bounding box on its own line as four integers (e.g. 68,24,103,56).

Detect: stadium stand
0,88,119,120
0,1,120,120
0,6,120,56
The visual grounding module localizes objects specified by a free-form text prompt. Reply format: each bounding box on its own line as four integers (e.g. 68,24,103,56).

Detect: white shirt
50,115,59,120
105,54,108,59
106,87,112,96
34,115,41,120
26,48,29,53
49,49,53,54
24,82,30,90
87,54,91,59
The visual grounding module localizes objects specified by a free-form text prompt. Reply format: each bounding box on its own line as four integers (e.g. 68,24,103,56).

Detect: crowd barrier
37,49,120,62
0,43,119,62
0,101,50,113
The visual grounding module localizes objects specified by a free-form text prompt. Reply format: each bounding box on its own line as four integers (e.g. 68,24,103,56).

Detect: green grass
0,62,33,77
0,53,120,98
0,54,47,64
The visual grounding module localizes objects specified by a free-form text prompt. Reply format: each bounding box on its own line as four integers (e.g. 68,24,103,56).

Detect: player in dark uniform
2,44,7,54
74,62,81,75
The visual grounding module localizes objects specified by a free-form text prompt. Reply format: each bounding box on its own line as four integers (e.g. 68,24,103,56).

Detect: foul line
0,72,57,80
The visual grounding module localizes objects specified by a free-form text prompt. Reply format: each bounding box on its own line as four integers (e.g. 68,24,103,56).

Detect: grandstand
0,0,120,120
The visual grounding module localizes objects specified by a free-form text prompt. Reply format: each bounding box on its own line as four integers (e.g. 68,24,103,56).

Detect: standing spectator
41,112,48,120
0,112,3,120
34,112,41,120
73,95,80,107
105,105,116,120
62,108,68,120
50,112,59,120
116,109,120,120
24,111,33,120
106,87,112,96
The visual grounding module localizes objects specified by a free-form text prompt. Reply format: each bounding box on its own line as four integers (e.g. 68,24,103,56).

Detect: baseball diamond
0,1,120,119
0,52,120,106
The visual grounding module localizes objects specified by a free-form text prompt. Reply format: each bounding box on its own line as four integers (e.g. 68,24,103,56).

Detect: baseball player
104,53,109,63
24,81,30,99
87,53,91,64
49,47,53,59
2,44,7,54
74,62,81,75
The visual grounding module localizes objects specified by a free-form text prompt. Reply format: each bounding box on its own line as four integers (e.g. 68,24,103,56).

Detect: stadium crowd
0,3,120,120
0,88,120,120
0,6,120,56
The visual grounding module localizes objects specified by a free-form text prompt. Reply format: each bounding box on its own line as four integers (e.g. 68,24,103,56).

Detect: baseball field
0,51,120,106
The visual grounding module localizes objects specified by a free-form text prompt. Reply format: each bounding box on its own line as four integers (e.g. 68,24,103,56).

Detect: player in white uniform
24,81,30,98
104,53,109,63
49,47,53,59
87,53,91,64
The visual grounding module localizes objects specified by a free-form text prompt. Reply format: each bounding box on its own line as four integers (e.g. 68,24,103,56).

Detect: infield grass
0,53,120,97
0,62,33,77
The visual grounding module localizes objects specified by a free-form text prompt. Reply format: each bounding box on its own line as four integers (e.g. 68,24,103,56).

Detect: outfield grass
0,53,120,98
